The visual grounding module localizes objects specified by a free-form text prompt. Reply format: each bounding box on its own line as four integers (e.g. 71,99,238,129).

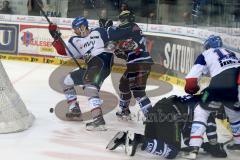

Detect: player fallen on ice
106,94,228,159
100,10,154,120
48,17,113,131
183,35,240,159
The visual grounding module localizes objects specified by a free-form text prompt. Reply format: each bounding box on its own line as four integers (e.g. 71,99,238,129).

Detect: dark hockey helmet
118,10,135,24
72,16,88,29
203,35,223,50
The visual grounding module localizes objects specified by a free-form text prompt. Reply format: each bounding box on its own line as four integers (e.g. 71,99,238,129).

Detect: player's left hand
99,18,113,29
114,49,127,60
48,23,61,39
185,78,200,94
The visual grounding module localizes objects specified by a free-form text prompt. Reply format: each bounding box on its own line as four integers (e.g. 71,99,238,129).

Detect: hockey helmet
72,16,88,29
203,35,223,50
118,10,135,24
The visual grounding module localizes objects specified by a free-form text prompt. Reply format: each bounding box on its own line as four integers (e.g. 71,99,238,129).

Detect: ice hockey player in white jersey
184,35,240,159
48,17,113,131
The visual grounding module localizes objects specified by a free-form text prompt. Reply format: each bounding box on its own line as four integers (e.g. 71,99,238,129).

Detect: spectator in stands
148,11,157,24
233,7,240,27
100,8,108,20
27,0,43,16
83,9,89,18
120,2,128,12
67,0,85,18
233,8,240,22
0,1,12,14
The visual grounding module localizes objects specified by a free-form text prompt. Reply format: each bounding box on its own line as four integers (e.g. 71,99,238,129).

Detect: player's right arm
185,53,207,94
107,25,132,41
48,24,83,58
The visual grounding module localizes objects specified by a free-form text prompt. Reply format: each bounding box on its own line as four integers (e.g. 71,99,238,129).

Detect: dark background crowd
0,0,240,28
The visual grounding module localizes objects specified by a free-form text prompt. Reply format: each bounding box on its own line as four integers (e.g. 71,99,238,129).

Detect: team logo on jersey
84,41,95,48
90,36,99,39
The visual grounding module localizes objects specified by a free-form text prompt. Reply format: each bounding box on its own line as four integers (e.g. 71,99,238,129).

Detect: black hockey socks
136,96,152,116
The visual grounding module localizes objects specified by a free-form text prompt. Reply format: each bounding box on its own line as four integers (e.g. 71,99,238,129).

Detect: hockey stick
36,0,82,69
223,137,234,145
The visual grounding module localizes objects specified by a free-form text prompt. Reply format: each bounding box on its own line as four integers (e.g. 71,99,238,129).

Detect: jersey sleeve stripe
194,54,206,65
68,36,82,58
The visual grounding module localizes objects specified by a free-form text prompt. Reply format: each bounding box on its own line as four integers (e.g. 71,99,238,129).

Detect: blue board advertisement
0,24,18,54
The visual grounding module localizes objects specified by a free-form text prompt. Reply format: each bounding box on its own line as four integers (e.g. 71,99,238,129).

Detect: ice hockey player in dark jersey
48,17,113,131
106,94,228,159
102,10,154,119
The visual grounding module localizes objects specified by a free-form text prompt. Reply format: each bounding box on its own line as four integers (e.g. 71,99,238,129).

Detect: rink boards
0,14,238,132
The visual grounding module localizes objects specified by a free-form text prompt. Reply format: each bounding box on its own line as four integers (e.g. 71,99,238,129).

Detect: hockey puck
49,108,54,113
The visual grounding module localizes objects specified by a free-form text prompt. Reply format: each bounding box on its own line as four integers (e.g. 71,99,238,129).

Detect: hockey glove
105,19,113,28
185,78,200,95
99,18,113,29
48,23,61,40
114,49,127,60
52,39,67,56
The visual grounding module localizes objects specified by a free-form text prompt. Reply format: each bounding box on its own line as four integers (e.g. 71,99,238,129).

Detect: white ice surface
0,60,238,160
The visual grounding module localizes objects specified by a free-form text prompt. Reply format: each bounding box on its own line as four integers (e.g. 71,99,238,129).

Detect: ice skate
86,116,106,131
202,142,227,157
227,143,240,151
125,131,142,156
180,146,199,160
116,109,131,120
65,102,82,119
106,131,127,150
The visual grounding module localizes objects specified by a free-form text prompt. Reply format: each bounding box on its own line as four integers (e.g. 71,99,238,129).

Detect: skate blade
180,151,197,160
66,113,83,121
86,125,107,131
125,131,135,156
117,115,132,121
106,131,125,150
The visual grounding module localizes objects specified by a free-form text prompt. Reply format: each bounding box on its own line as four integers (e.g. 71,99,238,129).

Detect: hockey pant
63,52,113,118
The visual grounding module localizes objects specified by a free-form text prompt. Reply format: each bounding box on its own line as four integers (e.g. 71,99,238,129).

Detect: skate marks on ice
111,72,173,102
49,64,173,121
53,88,118,121
43,126,135,160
